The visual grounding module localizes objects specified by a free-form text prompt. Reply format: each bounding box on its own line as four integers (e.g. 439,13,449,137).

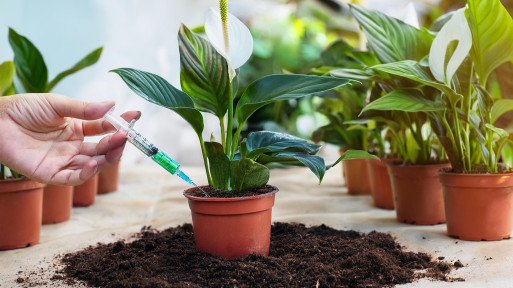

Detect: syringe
103,109,209,197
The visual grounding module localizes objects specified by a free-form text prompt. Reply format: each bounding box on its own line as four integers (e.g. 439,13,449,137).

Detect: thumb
49,94,115,120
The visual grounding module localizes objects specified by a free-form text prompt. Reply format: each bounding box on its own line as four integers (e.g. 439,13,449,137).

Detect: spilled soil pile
53,223,463,288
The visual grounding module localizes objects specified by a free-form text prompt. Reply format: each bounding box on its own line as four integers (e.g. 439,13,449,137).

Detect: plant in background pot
367,0,513,240
312,39,382,195
112,0,376,259
340,5,450,220
0,60,46,250
8,28,103,217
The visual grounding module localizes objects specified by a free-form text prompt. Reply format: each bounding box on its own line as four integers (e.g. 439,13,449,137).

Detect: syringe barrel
126,130,157,157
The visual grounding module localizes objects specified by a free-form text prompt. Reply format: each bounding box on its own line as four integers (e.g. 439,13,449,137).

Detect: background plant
113,2,376,192
0,28,103,179
360,0,513,172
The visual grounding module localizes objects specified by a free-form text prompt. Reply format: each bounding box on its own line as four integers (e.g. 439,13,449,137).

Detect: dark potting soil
48,223,463,288
185,184,277,198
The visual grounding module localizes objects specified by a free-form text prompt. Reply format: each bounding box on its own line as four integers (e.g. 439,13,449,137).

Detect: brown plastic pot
42,184,73,224
97,161,120,194
184,186,278,259
0,178,45,250
73,174,98,207
342,159,371,195
388,163,450,225
440,171,513,241
367,158,397,209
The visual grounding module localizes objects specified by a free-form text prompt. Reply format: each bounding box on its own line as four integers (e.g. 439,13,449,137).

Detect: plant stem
220,116,226,148
225,81,233,157
231,124,244,159
198,135,214,186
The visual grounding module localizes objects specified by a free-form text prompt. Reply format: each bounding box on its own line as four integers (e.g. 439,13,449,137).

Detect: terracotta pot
388,163,450,225
367,158,397,209
73,174,98,207
184,186,278,259
42,184,73,224
440,171,513,241
0,178,45,250
342,159,371,195
97,161,120,194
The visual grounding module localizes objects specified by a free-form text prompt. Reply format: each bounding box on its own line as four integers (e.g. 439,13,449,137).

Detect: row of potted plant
325,0,513,241
0,28,121,250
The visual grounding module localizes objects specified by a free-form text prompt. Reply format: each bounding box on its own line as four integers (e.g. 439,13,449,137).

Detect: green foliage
113,22,376,192
8,27,102,93
0,61,15,96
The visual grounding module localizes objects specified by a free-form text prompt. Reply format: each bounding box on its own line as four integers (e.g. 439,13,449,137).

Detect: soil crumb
50,223,463,288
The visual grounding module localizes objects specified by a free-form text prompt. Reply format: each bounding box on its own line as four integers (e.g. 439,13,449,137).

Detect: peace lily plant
361,0,513,173
113,1,376,193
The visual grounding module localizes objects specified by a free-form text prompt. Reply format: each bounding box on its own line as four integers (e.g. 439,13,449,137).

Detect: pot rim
438,168,513,177
184,185,278,202
387,162,451,168
0,177,45,194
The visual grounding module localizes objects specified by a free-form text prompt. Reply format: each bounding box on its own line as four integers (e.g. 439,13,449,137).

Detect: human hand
0,93,140,185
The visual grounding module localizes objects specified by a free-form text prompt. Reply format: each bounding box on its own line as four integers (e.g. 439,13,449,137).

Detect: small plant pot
73,174,99,207
439,171,513,241
388,163,450,225
184,186,278,259
97,160,120,194
342,159,371,195
367,158,397,209
0,178,45,250
42,184,73,224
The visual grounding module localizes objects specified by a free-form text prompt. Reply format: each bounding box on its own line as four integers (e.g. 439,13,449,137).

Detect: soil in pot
47,223,463,288
440,170,513,241
367,158,397,209
42,184,73,224
388,163,450,225
97,161,120,194
184,185,277,259
0,178,45,250
73,174,98,207
342,158,371,195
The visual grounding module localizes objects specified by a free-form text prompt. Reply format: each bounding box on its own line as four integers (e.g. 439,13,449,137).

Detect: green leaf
468,0,513,85
230,158,269,192
236,74,353,125
111,68,204,135
257,152,326,183
0,61,15,96
405,128,420,163
178,24,230,117
47,47,103,92
328,149,379,169
330,68,378,81
349,4,434,63
485,123,509,139
245,131,320,159
8,27,48,92
205,141,230,191
320,39,360,67
491,99,513,124
362,89,442,114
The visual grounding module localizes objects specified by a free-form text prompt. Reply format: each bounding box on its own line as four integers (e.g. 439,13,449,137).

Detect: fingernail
136,111,142,120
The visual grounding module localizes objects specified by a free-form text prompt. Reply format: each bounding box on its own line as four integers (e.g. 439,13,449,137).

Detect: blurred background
0,0,464,166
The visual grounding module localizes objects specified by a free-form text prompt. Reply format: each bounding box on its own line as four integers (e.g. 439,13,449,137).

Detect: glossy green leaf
328,150,379,169
230,158,269,192
429,8,471,85
8,27,47,92
330,68,378,81
405,128,420,163
468,0,513,85
485,123,509,139
362,89,442,114
245,131,320,159
236,74,353,125
349,4,434,63
205,141,230,191
178,24,230,117
0,61,15,96
491,99,513,124
47,47,103,92
111,68,204,135
257,152,326,183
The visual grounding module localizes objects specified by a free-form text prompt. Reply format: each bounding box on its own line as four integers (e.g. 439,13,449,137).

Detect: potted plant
112,0,376,259
339,5,450,220
8,28,103,216
312,39,381,196
365,0,513,239
0,60,46,250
